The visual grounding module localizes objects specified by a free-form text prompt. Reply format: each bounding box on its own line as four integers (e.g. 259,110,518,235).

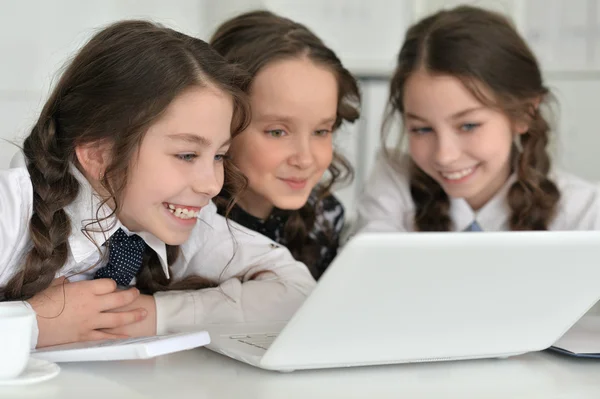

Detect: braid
1,115,79,300
507,109,560,230
135,245,217,294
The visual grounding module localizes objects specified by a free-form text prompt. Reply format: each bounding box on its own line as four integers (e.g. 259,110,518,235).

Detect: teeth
167,204,199,220
441,167,474,180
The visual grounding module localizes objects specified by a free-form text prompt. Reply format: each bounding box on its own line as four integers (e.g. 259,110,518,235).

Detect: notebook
31,330,210,362
550,314,600,358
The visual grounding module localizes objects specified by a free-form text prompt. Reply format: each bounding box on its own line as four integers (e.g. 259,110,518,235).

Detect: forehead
403,70,488,115
250,57,338,120
145,86,233,144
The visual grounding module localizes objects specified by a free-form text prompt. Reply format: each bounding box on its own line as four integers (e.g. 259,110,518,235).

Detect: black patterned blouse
217,191,345,280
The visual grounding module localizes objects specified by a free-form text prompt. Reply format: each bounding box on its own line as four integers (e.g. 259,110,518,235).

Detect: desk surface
2,349,600,399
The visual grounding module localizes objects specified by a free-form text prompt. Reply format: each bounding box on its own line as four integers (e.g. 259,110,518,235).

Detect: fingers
86,278,118,295
97,288,140,311
83,330,129,342
93,308,148,330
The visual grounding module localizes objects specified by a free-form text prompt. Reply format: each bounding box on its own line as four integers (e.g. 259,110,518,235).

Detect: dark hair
1,20,251,300
383,5,559,231
210,10,361,268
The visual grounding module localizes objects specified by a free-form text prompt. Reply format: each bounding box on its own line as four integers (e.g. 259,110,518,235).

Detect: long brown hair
1,20,251,300
210,10,361,270
383,5,560,231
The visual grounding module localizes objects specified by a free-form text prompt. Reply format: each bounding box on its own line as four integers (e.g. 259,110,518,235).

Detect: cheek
233,138,287,179
130,156,178,203
315,142,334,170
120,174,146,215
236,150,278,179
409,137,432,168
475,127,513,161
216,164,225,187
120,161,144,203
135,173,165,205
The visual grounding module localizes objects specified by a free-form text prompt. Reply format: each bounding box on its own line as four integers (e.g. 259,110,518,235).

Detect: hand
102,294,157,337
27,278,148,348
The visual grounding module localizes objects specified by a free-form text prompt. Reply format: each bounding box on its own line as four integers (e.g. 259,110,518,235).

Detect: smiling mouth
439,166,477,181
163,202,202,219
280,177,309,182
279,177,309,190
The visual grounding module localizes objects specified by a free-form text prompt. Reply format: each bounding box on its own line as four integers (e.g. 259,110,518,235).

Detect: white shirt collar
450,174,516,231
178,201,218,264
65,165,170,278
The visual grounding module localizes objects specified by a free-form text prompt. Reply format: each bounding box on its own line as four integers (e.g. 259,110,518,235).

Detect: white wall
0,0,204,167
1,0,599,217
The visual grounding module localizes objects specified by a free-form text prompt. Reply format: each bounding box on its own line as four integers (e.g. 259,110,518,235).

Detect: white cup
0,302,35,380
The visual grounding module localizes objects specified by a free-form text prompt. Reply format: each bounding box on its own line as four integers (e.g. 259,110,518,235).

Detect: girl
209,11,361,279
356,5,600,233
0,20,315,348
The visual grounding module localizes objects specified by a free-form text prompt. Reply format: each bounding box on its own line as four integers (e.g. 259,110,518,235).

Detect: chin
156,231,193,246
273,197,310,211
446,187,479,200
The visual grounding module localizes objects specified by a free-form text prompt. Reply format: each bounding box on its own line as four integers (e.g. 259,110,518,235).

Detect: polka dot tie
94,228,147,286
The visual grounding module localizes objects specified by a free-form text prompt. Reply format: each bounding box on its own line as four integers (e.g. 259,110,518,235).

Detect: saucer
0,358,60,386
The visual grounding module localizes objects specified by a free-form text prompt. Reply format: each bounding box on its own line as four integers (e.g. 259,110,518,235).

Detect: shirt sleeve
354,151,414,233
551,171,600,230
578,186,600,230
153,210,316,334
0,168,40,348
0,168,32,288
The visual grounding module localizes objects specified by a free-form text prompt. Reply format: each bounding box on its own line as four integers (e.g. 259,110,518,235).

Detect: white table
2,348,600,398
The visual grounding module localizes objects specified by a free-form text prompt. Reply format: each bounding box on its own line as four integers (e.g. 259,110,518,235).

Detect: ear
75,141,112,182
514,120,529,135
514,97,542,135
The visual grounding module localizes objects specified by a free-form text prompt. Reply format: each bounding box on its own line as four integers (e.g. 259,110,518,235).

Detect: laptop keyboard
228,333,279,350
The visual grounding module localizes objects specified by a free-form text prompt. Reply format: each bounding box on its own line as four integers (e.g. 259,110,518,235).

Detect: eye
214,153,229,162
461,123,481,132
314,129,332,137
266,129,287,138
176,153,197,162
410,126,433,135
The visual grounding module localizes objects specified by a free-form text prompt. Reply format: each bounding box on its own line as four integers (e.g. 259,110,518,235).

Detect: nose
191,161,223,198
434,130,462,167
288,134,315,169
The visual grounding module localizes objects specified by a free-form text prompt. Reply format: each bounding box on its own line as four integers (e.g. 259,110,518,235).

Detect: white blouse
356,151,600,233
0,165,316,346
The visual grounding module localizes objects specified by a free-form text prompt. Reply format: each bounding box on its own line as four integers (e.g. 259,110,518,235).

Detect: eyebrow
256,114,337,126
168,133,231,148
319,117,337,126
406,107,485,122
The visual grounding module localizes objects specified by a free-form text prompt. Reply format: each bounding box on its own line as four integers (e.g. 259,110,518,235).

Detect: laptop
204,231,600,371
